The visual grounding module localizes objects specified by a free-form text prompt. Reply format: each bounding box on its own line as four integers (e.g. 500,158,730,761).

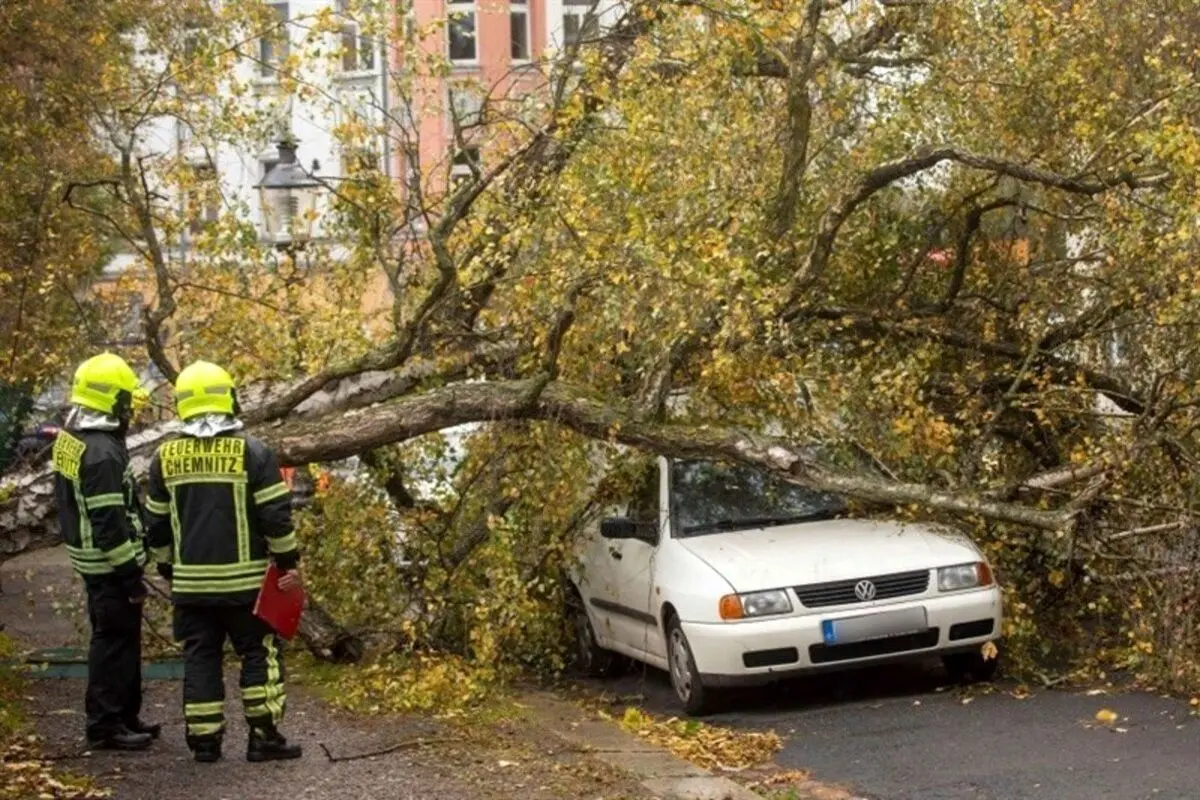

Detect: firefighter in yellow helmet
51,353,159,750
143,361,302,764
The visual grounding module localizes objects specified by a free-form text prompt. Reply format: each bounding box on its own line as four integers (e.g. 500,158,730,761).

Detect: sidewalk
1,548,662,800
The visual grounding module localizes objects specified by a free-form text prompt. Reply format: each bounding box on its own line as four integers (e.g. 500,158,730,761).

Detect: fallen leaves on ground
746,769,812,788
0,737,110,800
608,707,782,771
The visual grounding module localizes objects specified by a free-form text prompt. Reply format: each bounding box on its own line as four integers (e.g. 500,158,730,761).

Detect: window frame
447,86,484,129
510,0,530,63
258,2,290,79
336,0,377,75
446,0,478,66
339,25,377,73
562,0,600,49
450,146,481,189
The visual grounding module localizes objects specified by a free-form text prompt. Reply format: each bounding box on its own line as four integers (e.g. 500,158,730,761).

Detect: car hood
677,518,982,592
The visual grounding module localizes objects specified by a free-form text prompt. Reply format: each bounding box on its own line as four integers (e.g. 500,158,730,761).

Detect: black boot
87,725,152,751
126,719,162,739
246,726,302,762
189,736,223,763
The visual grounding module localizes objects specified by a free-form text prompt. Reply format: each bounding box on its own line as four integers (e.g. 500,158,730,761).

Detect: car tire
665,614,719,716
567,589,623,678
943,645,1001,683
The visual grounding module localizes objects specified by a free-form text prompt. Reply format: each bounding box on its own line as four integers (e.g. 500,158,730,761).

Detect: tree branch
771,0,825,239
270,380,1071,531
117,148,178,380
781,145,1170,314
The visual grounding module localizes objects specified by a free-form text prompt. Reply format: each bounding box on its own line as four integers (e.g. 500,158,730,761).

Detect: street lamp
255,137,324,374
256,137,323,250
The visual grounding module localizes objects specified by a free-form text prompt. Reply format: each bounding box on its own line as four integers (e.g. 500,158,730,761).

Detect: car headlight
938,562,994,592
718,589,793,620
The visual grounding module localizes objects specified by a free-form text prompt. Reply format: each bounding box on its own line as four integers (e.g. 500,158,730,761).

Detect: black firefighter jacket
51,428,147,595
144,432,298,606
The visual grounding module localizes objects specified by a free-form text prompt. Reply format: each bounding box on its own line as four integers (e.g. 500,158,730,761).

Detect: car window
627,461,659,524
670,459,847,537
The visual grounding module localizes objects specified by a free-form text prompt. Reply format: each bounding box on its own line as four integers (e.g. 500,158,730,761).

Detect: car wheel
943,646,1001,684
665,614,718,716
567,591,623,678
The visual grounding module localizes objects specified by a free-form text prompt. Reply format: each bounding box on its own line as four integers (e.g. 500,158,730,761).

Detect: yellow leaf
1094,708,1119,725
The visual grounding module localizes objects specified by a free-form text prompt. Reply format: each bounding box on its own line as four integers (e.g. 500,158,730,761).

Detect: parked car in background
1,393,65,476
567,456,1003,715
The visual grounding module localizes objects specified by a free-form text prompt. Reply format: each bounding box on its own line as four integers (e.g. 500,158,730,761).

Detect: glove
156,562,174,582
123,571,148,603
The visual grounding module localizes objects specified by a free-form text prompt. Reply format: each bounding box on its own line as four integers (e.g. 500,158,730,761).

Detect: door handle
608,547,623,560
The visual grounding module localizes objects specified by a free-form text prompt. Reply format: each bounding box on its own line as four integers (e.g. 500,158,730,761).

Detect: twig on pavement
319,737,453,763
39,750,93,761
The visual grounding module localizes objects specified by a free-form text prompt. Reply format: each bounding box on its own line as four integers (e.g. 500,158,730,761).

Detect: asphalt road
587,660,1200,800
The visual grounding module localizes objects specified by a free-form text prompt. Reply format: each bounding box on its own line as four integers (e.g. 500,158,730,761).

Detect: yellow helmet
174,360,237,420
70,353,147,417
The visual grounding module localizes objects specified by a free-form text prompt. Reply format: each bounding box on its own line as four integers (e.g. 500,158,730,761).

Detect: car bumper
683,586,1002,688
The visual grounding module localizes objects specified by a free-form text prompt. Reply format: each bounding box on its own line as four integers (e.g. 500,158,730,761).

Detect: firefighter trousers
84,579,144,740
173,604,287,745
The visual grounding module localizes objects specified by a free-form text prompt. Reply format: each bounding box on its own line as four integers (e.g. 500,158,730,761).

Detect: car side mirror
600,517,638,540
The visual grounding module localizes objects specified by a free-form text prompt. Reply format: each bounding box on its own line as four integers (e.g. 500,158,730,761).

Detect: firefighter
143,360,302,764
51,353,159,750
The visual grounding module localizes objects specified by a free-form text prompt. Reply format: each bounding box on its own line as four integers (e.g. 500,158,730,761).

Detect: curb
521,690,762,800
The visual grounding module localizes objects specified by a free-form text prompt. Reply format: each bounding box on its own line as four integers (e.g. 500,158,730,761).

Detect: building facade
92,0,622,369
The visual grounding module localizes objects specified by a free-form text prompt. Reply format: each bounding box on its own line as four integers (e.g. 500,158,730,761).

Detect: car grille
794,569,930,608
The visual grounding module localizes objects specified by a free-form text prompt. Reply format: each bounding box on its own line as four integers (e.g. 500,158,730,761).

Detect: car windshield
671,459,848,537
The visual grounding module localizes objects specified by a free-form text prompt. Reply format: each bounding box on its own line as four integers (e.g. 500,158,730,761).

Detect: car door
575,511,622,646
607,459,665,659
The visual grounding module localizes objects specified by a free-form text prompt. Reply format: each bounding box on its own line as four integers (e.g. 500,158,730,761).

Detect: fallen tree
4,0,1200,686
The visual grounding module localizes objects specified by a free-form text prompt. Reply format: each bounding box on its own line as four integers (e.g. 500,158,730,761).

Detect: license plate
821,607,929,645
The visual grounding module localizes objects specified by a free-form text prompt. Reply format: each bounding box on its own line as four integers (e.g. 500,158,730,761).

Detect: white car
568,456,1003,715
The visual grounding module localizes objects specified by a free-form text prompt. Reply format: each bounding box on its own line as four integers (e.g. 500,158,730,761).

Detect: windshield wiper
685,510,842,534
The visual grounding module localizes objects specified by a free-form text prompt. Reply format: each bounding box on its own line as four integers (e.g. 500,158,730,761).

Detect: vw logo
854,580,877,601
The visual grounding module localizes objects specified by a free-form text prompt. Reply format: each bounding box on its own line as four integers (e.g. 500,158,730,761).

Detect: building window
259,3,290,77
563,0,599,47
447,1,476,63
340,27,376,72
510,0,529,61
451,147,480,188
337,0,376,72
448,87,484,129
187,164,220,236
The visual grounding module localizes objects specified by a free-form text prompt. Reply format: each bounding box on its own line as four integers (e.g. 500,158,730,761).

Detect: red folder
253,563,305,640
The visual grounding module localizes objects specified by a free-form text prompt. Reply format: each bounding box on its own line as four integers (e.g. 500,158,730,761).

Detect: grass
0,633,26,737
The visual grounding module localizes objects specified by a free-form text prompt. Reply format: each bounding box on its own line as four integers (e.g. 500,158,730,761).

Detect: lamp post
256,137,323,252
255,137,324,372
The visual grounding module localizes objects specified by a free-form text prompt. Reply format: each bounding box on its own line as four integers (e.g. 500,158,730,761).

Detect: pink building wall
397,0,549,194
